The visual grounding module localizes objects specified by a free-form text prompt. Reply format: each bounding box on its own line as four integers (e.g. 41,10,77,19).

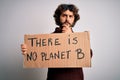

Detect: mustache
62,21,71,26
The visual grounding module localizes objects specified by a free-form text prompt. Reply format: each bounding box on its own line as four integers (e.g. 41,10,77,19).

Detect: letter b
75,48,84,59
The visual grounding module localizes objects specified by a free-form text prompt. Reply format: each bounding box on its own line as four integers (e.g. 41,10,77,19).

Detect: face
60,10,75,33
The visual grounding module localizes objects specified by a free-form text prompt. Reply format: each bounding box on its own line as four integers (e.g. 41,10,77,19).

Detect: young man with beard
21,4,92,80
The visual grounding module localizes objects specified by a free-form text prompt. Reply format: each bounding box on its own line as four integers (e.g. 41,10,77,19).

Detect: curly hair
53,4,80,27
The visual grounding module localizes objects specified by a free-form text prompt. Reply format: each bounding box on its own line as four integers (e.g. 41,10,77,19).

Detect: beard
60,21,74,28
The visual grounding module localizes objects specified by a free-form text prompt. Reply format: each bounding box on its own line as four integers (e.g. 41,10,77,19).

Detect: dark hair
53,4,80,27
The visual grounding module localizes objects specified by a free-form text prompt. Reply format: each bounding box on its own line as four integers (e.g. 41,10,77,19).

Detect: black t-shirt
47,68,84,80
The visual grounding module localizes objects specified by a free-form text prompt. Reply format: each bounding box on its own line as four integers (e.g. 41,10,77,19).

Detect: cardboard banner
23,31,91,68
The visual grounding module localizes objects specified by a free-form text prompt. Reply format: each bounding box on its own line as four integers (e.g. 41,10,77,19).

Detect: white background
0,0,120,80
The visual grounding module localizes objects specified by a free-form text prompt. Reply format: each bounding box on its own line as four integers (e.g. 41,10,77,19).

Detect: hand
61,23,72,33
21,44,27,55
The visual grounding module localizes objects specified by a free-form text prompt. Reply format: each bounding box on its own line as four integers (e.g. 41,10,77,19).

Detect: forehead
61,10,74,15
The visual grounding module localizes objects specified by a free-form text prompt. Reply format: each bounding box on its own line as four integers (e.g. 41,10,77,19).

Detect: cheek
60,17,65,23
71,18,75,23
70,16,75,22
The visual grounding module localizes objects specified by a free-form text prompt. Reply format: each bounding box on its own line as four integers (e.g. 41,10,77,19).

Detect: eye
62,14,67,17
69,15,73,18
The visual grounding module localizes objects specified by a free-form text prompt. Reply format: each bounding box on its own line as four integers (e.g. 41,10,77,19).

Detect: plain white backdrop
0,0,120,80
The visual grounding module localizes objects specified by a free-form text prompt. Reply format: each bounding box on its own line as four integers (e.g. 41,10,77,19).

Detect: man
21,4,91,80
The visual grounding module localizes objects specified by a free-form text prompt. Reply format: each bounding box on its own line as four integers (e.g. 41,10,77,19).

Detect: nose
64,16,70,26
66,16,69,21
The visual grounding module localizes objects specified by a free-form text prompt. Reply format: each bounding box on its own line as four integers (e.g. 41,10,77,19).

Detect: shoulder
53,27,62,33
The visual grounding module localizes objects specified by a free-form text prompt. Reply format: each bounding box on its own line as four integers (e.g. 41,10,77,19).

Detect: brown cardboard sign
23,32,91,68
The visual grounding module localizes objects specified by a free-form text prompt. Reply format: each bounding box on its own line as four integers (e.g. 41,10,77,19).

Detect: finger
21,48,27,51
21,50,27,55
22,52,27,55
21,44,27,49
